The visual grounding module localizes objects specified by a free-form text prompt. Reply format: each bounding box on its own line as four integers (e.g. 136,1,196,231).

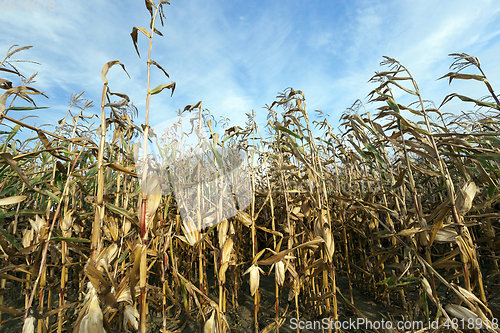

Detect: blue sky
2,0,500,139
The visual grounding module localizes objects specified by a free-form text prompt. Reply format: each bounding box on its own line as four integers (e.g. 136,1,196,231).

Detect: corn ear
456,181,477,216
244,264,264,296
123,304,139,332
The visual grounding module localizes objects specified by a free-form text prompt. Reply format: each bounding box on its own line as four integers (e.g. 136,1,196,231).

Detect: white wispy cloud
1,0,499,139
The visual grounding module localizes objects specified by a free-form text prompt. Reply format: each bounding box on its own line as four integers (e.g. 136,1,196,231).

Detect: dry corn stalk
1,24,500,333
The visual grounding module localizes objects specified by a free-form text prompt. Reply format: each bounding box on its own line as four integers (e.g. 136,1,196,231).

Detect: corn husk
218,219,229,249
180,217,201,246
434,228,458,243
244,264,264,296
123,304,139,332
237,211,253,228
22,316,35,333
97,243,119,272
274,260,285,286
420,276,433,297
219,237,234,283
22,228,33,248
315,215,335,262
456,181,477,216
204,310,218,333
29,215,48,242
445,303,479,322
75,282,104,333
61,209,75,237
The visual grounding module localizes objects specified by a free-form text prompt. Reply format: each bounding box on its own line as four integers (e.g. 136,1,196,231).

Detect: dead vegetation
1,1,500,333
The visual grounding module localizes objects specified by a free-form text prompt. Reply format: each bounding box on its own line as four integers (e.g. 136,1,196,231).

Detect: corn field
1,1,500,333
